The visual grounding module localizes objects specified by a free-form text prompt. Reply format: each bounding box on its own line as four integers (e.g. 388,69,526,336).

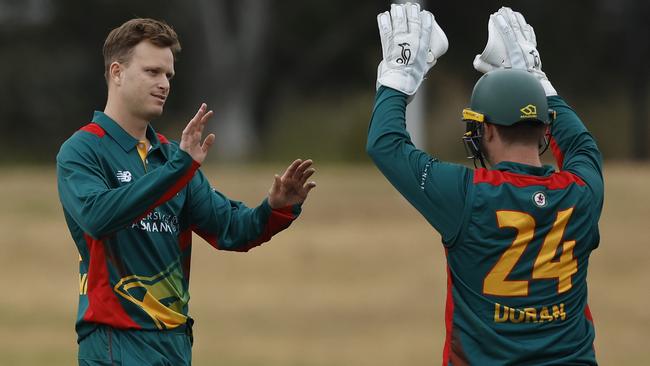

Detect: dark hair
103,18,181,82
492,121,547,147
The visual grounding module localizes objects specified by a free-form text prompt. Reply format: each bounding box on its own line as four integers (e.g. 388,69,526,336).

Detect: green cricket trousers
78,324,193,366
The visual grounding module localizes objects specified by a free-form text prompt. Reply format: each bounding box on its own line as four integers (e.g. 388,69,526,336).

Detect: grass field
0,163,648,365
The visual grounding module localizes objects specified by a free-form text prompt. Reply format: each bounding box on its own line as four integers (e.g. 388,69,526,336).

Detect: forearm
548,96,603,173
367,86,468,243
367,87,424,185
190,173,301,252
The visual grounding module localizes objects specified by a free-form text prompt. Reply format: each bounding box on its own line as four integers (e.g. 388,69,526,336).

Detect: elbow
366,142,377,159
78,203,114,239
81,217,108,240
366,138,392,168
366,138,382,160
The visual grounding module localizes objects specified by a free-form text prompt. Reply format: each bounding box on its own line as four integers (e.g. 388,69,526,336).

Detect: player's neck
488,145,542,167
104,98,148,141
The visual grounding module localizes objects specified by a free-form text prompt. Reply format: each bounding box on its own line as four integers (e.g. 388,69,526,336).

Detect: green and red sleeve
56,128,199,239
548,96,604,205
187,169,301,252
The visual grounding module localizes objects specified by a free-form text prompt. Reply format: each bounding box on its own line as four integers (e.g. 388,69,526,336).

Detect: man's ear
109,62,123,86
483,122,495,143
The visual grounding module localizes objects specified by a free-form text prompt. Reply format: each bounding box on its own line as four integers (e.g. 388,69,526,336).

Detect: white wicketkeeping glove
473,7,557,96
376,2,448,96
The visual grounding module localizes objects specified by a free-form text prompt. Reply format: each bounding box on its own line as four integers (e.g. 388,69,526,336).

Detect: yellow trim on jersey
113,261,188,329
137,140,148,163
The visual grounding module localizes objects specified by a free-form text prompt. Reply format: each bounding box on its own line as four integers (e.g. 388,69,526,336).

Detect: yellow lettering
552,303,567,321
539,306,553,322
524,308,537,323
484,211,535,296
509,307,526,323
495,303,567,323
494,303,509,322
532,208,578,294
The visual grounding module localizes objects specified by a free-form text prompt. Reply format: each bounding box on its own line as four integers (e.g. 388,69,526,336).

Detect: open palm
268,159,316,209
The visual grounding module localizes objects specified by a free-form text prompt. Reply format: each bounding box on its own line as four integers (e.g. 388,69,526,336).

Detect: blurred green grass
0,163,648,365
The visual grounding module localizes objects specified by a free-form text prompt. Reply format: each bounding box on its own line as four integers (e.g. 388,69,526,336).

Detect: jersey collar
91,111,165,153
491,161,555,177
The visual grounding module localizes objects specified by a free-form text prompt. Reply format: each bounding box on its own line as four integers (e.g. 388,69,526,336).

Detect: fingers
293,159,313,179
377,11,392,34
514,11,533,43
184,103,213,137
405,3,421,34
500,7,529,44
390,3,407,34
201,133,215,153
303,181,317,195
420,10,433,31
201,110,214,125
281,159,303,180
492,11,526,69
187,103,207,129
183,104,203,136
298,168,316,186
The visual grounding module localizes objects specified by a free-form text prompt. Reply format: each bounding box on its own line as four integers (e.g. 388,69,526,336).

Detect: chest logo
116,170,133,183
532,191,547,207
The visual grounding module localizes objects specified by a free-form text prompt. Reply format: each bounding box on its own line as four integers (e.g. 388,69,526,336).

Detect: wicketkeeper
368,4,603,365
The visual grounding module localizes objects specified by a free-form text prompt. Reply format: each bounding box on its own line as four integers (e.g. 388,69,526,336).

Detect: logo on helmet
520,104,538,119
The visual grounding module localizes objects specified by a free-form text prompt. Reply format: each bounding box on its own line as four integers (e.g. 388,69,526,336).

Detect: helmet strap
462,121,487,169
538,126,551,156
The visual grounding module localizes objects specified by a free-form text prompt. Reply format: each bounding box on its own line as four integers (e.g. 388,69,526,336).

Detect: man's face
114,41,175,121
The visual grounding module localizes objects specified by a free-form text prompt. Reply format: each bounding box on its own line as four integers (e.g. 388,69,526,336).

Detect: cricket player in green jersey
368,4,603,365
57,18,316,365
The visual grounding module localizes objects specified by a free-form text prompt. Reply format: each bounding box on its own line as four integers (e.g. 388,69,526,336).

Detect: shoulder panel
78,123,106,138
473,169,585,189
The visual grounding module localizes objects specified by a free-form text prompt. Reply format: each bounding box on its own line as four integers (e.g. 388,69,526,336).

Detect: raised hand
179,103,215,164
268,159,316,209
473,7,556,96
376,2,448,96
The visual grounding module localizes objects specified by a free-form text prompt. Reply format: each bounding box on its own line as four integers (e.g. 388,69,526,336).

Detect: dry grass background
0,163,648,365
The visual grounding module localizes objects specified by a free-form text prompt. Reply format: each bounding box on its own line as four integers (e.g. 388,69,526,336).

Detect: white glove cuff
377,63,421,96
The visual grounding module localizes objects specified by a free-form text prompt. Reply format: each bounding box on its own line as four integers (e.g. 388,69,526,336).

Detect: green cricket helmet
461,69,556,167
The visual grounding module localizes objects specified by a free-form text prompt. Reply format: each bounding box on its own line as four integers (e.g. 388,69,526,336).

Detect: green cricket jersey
57,111,301,342
367,86,603,365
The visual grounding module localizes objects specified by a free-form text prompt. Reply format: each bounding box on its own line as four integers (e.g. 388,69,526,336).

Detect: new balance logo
396,43,411,65
116,170,132,183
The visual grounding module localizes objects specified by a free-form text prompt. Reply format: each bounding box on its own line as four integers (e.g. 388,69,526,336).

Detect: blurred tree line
0,0,648,164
